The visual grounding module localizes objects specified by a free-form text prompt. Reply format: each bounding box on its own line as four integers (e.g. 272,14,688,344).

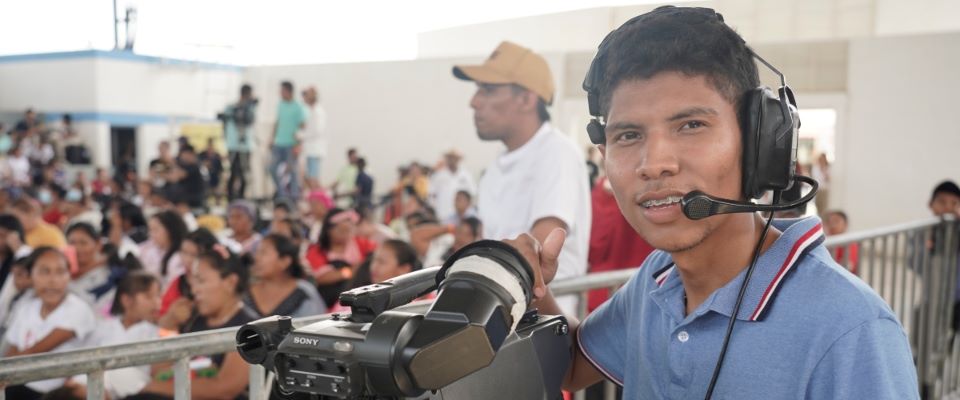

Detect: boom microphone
681,175,819,220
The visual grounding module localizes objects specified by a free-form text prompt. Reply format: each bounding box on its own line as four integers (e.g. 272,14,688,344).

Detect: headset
581,6,818,399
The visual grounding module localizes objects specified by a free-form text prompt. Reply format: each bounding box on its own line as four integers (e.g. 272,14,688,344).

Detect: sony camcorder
235,240,571,399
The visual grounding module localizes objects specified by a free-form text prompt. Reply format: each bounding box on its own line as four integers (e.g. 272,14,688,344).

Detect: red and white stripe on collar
748,223,825,321
653,263,676,287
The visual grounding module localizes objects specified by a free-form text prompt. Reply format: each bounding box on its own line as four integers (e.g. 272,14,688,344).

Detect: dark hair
66,222,100,241
261,233,306,279
110,271,160,315
62,114,72,124
25,246,68,273
0,214,25,278
119,201,148,230
459,216,483,239
0,214,25,243
197,246,250,295
509,84,551,122
186,227,220,249
318,208,347,251
930,180,960,204
347,148,357,156
240,84,252,97
151,210,188,276
274,200,292,214
381,239,422,272
455,190,472,202
357,158,367,170
594,6,759,124
281,81,294,92
274,217,304,242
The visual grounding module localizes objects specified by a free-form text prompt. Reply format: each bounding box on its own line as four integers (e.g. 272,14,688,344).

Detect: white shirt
73,319,159,398
301,104,328,157
429,167,477,223
3,293,96,392
4,154,30,186
477,123,592,315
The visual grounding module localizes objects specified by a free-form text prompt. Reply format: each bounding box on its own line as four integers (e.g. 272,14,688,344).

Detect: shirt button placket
677,330,690,343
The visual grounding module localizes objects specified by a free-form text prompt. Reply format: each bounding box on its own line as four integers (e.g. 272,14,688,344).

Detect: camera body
217,98,258,145
237,240,572,400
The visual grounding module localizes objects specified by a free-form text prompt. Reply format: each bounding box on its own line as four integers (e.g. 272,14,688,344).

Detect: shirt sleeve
577,271,641,386
527,147,584,231
804,317,919,400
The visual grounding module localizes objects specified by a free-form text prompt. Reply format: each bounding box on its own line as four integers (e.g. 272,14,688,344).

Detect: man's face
445,154,460,170
601,72,743,252
281,87,293,101
470,83,526,142
303,89,317,105
930,193,960,217
825,213,848,235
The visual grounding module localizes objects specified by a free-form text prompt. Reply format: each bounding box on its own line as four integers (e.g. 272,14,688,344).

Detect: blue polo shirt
578,216,918,399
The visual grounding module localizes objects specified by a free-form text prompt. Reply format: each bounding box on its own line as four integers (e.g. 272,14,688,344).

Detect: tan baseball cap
453,41,555,105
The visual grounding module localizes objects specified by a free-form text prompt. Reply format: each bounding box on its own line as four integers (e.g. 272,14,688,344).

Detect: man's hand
503,228,566,300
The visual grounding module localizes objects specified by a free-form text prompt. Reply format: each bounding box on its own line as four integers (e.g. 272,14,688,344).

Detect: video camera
217,98,258,145
235,240,571,399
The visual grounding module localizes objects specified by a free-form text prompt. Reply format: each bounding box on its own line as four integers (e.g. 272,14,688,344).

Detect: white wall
244,53,568,197
0,58,98,110
0,52,244,174
839,32,960,229
93,58,240,119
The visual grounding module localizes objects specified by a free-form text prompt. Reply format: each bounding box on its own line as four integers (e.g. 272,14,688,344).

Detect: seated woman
157,228,219,332
66,222,129,316
332,240,427,313
138,210,188,289
245,233,326,318
369,239,424,284
138,245,257,400
305,208,377,294
3,247,96,400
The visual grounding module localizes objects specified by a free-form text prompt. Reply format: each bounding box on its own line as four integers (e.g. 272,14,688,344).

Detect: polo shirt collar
496,122,552,169
650,216,826,322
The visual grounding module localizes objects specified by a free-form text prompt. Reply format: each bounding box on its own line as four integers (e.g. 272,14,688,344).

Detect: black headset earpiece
740,54,801,200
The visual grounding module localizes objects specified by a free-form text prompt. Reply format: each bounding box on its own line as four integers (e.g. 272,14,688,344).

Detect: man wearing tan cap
453,41,591,315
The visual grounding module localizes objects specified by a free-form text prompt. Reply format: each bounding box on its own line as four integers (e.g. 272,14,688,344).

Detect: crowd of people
0,96,494,399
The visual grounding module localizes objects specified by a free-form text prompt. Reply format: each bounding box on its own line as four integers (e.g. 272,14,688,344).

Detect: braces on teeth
643,196,683,208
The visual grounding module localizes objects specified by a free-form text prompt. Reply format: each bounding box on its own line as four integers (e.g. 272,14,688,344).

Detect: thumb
542,228,566,265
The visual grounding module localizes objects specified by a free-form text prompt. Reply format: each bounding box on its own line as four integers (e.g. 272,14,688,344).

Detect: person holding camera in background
221,84,258,201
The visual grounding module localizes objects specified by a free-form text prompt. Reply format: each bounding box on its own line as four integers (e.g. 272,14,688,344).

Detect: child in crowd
2,247,96,400
68,271,162,399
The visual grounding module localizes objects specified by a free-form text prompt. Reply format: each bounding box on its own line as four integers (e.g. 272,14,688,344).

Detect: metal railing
1,217,958,400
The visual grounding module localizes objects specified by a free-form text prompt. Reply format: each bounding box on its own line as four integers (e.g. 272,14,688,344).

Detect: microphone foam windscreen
682,196,714,220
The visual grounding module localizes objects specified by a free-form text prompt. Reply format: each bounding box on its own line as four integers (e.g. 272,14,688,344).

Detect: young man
507,6,917,398
453,41,591,315
271,81,306,200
